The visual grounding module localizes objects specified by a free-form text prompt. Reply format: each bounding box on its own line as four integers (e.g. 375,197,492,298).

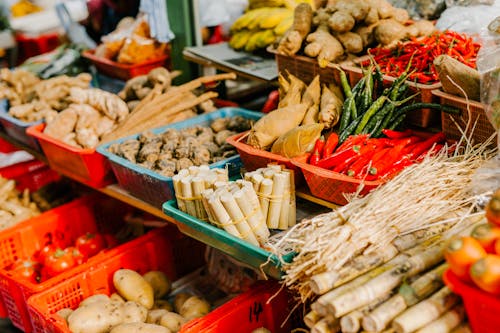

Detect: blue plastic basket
0,99,43,153
97,108,263,208
163,199,295,279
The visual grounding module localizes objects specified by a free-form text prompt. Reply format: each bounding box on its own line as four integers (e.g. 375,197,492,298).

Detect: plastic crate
180,282,292,333
97,108,263,208
0,160,60,192
268,46,344,85
226,131,305,187
26,123,115,188
341,59,442,128
163,200,294,280
15,33,61,65
26,226,176,333
291,154,384,205
82,48,171,81
0,195,133,332
433,89,496,145
0,99,44,153
444,269,499,333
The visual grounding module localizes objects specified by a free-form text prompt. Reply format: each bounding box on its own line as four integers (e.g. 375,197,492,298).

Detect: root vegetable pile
107,116,252,177
0,176,39,229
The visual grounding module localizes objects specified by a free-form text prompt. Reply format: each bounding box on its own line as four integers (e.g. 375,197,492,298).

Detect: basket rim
27,123,98,155
431,89,486,109
82,49,169,69
226,131,292,164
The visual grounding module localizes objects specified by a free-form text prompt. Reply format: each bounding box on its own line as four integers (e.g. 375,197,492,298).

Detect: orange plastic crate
180,282,292,333
26,227,177,333
291,154,384,205
444,270,499,333
26,123,115,188
82,49,171,81
0,195,132,332
341,59,442,128
433,89,495,145
226,132,305,186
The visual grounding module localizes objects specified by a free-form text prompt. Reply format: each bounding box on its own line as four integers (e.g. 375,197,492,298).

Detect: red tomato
44,249,77,278
37,244,57,263
67,247,85,265
11,259,40,284
75,233,106,259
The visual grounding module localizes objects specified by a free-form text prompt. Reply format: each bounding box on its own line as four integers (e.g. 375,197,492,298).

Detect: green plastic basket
162,200,295,279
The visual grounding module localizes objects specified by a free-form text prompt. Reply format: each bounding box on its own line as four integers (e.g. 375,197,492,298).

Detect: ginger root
277,3,313,56
304,25,344,67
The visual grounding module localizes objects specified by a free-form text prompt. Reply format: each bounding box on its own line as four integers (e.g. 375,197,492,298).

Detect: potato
110,322,172,333
143,271,171,299
179,296,210,320
110,293,125,304
123,301,148,323
159,312,187,333
147,309,169,324
154,300,173,312
56,308,73,321
114,269,155,309
173,293,192,313
79,294,110,307
68,301,123,333
252,328,272,333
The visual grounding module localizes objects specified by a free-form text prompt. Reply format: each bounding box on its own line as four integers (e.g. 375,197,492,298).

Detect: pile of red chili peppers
362,30,481,84
308,130,446,180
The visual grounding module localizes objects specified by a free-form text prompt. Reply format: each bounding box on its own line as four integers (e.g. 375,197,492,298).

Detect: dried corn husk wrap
271,123,324,158
247,103,308,150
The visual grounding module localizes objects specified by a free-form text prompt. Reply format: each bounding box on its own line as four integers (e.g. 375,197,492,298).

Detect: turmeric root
277,3,313,56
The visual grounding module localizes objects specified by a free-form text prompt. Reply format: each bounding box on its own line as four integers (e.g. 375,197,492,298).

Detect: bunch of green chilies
363,30,480,84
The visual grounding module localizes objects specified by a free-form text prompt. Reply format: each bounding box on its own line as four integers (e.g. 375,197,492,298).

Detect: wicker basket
268,46,346,85
433,89,496,145
341,57,442,128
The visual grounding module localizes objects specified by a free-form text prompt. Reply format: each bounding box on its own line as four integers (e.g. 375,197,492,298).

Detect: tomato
44,249,77,278
75,233,106,259
67,247,85,265
470,255,500,294
444,236,487,281
486,189,500,227
471,223,500,253
11,259,40,284
37,244,57,263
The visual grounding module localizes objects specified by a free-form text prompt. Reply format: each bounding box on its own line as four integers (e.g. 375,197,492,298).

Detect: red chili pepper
334,143,378,173
309,136,325,166
348,147,381,177
309,151,321,166
380,158,414,179
408,132,446,159
382,129,413,139
317,145,361,169
334,134,369,154
323,132,339,158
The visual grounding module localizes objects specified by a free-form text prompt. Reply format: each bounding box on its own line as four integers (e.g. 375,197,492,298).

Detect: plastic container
341,59,442,128
444,269,499,333
26,123,115,188
97,108,263,208
181,282,292,333
291,154,384,205
0,160,60,192
433,89,496,145
15,32,61,65
163,200,294,279
226,132,305,187
0,99,43,153
26,226,176,333
82,49,171,81
268,46,344,85
0,195,132,332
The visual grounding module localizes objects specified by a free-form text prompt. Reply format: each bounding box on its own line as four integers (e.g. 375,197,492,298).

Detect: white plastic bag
436,0,500,35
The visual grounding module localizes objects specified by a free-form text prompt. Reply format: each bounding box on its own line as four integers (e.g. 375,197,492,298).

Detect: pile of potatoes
58,269,211,333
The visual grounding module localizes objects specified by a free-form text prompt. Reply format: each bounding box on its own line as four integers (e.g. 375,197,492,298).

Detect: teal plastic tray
97,107,263,208
163,199,295,279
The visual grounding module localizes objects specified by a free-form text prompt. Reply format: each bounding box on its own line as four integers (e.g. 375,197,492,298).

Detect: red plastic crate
15,33,61,65
341,59,442,128
444,269,499,333
180,282,292,333
82,49,171,81
26,227,177,333
291,154,384,205
226,132,305,186
0,160,60,192
26,123,115,188
0,137,18,153
0,195,133,332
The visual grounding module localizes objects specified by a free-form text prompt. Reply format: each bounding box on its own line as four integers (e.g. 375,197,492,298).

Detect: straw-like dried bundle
270,140,496,302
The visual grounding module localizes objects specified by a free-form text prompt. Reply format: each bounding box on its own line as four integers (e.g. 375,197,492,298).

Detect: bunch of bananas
229,7,293,52
10,0,43,18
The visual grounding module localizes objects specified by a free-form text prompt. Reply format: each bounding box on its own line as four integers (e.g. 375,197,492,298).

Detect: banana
245,31,264,52
229,30,253,50
248,0,285,9
259,8,292,29
273,14,294,35
255,30,277,48
231,8,268,31
246,8,275,31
